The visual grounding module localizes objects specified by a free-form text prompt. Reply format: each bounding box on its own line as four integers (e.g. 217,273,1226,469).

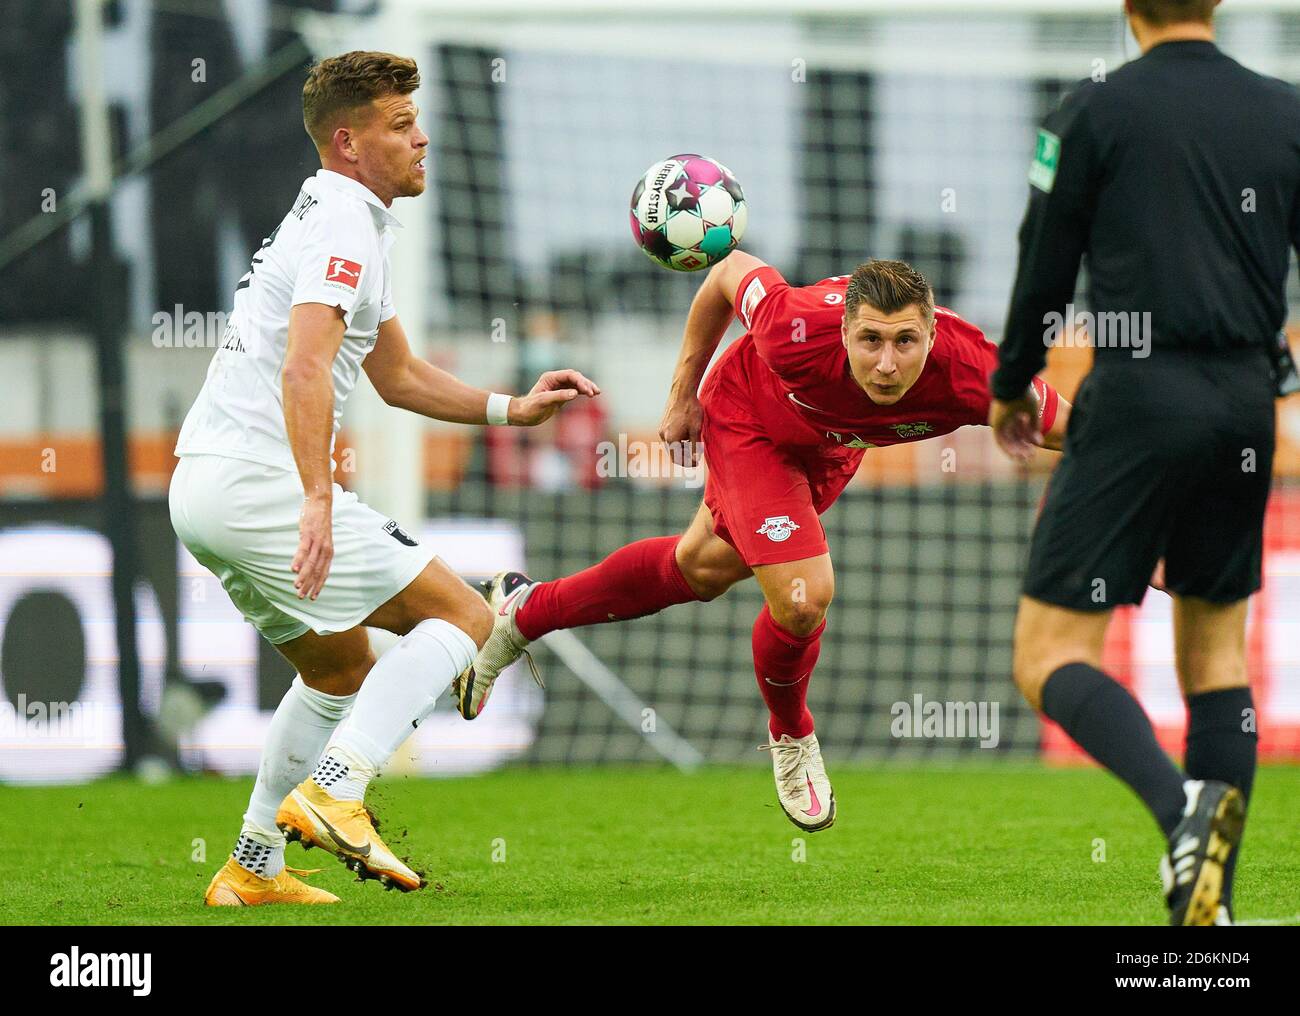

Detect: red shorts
700,362,864,567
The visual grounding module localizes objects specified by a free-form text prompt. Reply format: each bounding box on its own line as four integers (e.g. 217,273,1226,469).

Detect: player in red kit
456,251,1070,830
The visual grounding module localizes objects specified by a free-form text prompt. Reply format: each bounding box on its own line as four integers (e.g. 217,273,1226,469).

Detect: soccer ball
629,154,747,272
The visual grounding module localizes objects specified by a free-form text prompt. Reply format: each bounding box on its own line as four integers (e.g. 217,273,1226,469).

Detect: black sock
1041,662,1187,836
232,833,278,878
1184,686,1257,908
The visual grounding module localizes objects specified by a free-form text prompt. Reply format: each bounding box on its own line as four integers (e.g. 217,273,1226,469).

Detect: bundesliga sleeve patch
1028,129,1061,193
324,256,363,291
739,276,767,329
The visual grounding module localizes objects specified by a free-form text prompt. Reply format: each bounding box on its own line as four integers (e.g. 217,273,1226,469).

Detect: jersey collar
1144,39,1219,59
314,169,404,230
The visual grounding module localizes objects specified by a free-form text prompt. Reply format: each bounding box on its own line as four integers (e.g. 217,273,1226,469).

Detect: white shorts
169,454,436,644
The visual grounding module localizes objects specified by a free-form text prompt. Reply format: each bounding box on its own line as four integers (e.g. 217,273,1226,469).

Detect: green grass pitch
2,764,1296,925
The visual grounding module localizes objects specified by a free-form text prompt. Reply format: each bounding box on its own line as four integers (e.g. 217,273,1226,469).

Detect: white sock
235,676,356,875
311,619,476,801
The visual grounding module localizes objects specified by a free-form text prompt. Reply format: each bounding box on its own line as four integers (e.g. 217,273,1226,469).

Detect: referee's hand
989,393,1043,464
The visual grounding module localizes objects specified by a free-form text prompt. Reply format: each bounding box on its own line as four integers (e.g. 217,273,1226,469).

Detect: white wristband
485,392,512,426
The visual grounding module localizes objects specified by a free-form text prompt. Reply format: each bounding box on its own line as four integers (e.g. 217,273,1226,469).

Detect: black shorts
1024,348,1276,611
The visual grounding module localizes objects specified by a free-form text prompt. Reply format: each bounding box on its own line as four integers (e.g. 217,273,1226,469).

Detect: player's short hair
844,260,934,323
1129,0,1217,25
302,51,420,150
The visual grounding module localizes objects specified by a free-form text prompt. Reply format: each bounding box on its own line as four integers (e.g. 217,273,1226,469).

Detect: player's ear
332,124,359,164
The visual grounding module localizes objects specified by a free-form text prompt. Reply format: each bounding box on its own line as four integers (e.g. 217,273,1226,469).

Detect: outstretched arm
660,250,768,465
364,315,600,426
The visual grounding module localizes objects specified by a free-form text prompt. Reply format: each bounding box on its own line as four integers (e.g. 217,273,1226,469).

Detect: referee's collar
1144,39,1220,58
314,170,403,230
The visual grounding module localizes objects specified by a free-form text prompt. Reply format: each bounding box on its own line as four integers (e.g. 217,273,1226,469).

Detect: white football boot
761,730,836,832
452,570,542,719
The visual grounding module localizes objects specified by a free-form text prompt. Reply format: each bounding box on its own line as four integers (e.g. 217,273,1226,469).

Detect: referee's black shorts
1024,347,1276,611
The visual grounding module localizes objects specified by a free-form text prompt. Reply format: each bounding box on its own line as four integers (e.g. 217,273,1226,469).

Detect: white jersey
175,169,401,471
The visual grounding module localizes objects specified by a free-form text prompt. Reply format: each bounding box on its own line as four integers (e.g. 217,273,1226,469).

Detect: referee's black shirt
991,40,1300,400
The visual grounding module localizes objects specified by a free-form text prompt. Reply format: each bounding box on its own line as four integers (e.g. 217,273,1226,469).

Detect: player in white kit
170,51,598,905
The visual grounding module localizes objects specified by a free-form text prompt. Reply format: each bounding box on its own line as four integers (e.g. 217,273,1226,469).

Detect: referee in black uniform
989,0,1300,926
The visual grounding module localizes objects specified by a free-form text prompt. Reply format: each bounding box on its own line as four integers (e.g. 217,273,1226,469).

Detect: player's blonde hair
844,260,934,322
302,51,421,151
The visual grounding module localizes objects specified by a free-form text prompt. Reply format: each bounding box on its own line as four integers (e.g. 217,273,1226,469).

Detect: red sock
752,604,823,740
515,535,699,640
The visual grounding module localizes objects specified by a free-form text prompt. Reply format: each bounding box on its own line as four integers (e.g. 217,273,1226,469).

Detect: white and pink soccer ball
629,154,748,272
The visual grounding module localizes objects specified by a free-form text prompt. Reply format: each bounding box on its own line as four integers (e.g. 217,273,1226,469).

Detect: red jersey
704,266,1057,449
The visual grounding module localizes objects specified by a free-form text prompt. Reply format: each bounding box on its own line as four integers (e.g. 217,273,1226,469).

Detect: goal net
299,0,1300,765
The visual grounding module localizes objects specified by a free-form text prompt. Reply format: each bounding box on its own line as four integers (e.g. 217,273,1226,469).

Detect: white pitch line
1236,914,1300,926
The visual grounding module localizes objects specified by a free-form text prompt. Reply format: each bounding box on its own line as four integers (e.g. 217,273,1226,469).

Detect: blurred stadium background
3,0,1299,787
